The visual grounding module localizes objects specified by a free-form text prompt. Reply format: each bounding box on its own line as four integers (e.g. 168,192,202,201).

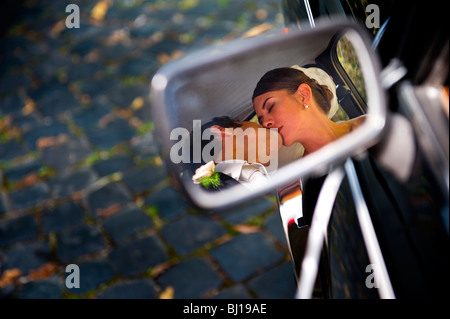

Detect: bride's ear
296,83,312,106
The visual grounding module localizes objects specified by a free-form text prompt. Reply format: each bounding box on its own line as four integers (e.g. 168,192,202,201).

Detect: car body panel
279,0,449,299
152,0,449,299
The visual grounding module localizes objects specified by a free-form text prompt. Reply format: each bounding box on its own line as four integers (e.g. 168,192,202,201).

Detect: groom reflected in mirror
189,116,282,191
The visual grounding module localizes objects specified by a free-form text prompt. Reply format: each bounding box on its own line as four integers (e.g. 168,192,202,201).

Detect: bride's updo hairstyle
252,67,334,115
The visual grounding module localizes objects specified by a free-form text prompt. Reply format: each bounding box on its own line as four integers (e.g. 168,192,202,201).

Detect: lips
275,126,285,144
269,126,283,138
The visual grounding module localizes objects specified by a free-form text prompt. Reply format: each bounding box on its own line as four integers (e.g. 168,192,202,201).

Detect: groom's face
210,121,281,168
232,121,282,166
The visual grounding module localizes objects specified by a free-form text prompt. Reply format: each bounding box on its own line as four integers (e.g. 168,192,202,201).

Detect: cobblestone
85,118,136,150
210,233,285,281
217,197,274,224
161,214,227,255
11,113,42,133
121,165,166,193
4,160,42,183
265,212,288,247
39,136,93,174
0,196,6,215
3,242,51,276
23,122,70,151
9,183,51,211
102,206,153,244
0,0,296,299
68,259,115,295
108,85,149,109
41,202,85,235
0,140,25,161
248,262,297,299
16,277,63,299
92,154,135,177
0,215,39,248
144,186,190,221
48,167,98,198
108,235,168,277
97,279,158,299
56,225,106,263
72,103,111,130
156,257,222,299
212,284,252,299
86,182,132,217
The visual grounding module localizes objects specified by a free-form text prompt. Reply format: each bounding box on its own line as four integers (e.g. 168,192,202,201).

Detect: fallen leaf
105,29,129,46
91,0,110,21
98,113,116,128
157,50,184,65
160,286,174,299
233,224,260,234
50,20,66,37
150,262,173,278
0,114,12,130
213,234,232,246
242,23,273,38
0,269,22,288
13,172,39,190
157,52,171,65
22,98,36,115
36,134,69,150
130,97,144,110
71,190,85,201
28,263,58,281
96,203,122,217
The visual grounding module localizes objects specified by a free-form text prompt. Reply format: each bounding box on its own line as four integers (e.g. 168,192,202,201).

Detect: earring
304,104,309,109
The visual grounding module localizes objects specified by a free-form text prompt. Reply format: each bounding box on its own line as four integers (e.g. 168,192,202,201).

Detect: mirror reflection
189,118,282,191
252,65,367,157
161,26,373,203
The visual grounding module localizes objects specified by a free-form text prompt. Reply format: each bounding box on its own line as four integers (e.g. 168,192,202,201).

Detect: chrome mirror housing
150,18,387,210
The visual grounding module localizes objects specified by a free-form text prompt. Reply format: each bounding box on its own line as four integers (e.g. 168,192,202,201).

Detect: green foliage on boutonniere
199,170,221,189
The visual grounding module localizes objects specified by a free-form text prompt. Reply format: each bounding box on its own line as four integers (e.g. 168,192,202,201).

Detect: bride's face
253,89,305,147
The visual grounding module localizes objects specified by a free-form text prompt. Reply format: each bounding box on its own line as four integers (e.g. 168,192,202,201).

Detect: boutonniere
192,161,221,189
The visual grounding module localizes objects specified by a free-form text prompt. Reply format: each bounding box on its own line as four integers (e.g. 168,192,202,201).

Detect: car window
336,34,367,103
321,0,393,37
283,0,394,36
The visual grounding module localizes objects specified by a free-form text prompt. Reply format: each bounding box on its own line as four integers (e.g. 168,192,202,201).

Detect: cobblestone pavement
0,0,297,299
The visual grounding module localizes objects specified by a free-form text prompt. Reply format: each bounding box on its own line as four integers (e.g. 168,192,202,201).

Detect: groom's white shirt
215,159,269,189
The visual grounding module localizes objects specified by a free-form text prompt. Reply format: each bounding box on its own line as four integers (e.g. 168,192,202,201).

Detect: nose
262,117,274,128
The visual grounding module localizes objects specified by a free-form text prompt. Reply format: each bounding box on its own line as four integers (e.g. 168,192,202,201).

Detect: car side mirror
150,18,387,210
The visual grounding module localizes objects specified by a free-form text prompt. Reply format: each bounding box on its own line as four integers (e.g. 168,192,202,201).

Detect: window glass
336,34,367,102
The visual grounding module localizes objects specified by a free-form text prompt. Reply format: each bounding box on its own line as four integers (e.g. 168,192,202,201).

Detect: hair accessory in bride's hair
290,65,339,119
